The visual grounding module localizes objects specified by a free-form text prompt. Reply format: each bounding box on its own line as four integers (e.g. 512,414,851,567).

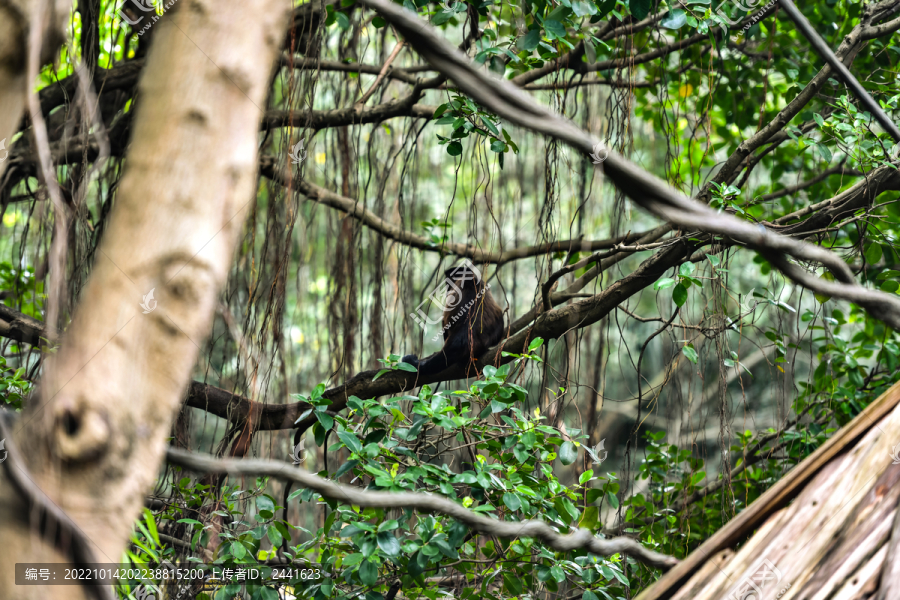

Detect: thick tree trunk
0,0,289,597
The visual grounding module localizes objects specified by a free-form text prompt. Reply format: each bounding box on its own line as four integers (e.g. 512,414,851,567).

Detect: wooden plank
832,544,887,600
635,379,900,600
669,549,734,600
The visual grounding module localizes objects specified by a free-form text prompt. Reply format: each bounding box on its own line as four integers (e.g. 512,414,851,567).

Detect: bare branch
281,54,424,85
755,164,863,203
359,0,900,330
779,0,900,141
355,41,405,106
166,448,680,570
262,97,436,131
0,305,45,347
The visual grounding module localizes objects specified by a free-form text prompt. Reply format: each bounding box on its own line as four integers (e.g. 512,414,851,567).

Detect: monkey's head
443,262,484,291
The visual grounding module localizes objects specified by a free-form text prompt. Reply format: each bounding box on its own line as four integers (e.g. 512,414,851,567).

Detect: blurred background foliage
3,0,900,597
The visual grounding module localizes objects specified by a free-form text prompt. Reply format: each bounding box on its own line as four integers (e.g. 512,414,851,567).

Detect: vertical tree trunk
0,0,289,596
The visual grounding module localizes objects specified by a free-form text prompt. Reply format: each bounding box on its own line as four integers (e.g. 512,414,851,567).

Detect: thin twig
26,0,68,342
356,41,405,107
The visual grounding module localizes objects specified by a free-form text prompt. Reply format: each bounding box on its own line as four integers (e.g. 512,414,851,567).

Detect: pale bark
0,0,289,597
0,8,26,179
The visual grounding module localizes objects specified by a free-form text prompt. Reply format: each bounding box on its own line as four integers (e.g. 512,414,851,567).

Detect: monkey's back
441,282,504,356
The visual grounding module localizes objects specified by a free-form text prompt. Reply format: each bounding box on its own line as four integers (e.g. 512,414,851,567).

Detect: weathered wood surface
637,379,900,600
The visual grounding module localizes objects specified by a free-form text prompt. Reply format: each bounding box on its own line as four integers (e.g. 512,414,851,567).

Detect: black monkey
402,262,504,375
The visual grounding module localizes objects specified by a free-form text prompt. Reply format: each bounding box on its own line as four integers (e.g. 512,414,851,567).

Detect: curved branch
9,147,899,443
359,0,900,330
0,305,45,346
709,13,870,189
166,448,680,570
281,54,424,85
184,233,691,437
263,97,436,131
38,59,144,116
755,164,863,204
779,0,900,141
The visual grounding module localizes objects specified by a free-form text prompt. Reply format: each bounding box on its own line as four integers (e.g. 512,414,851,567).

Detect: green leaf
682,345,698,364
579,469,593,484
315,410,333,430
447,141,463,156
503,572,524,595
673,283,688,307
408,551,425,576
559,441,578,465
432,10,453,25
257,495,275,513
654,277,675,291
377,531,401,556
520,431,536,450
434,538,459,559
396,361,418,372
518,28,541,52
572,0,596,17
502,492,522,511
544,19,567,39
547,5,571,21
558,497,579,523
231,541,246,559
606,491,619,509
866,243,883,264
340,524,364,537
378,519,399,532
358,560,378,585
513,445,529,463
259,587,279,600
550,565,566,582
334,459,359,479
578,506,599,530
629,0,651,20
267,525,283,547
337,431,363,454
528,337,544,351
584,38,597,62
597,0,617,17
814,272,835,304
678,262,695,277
